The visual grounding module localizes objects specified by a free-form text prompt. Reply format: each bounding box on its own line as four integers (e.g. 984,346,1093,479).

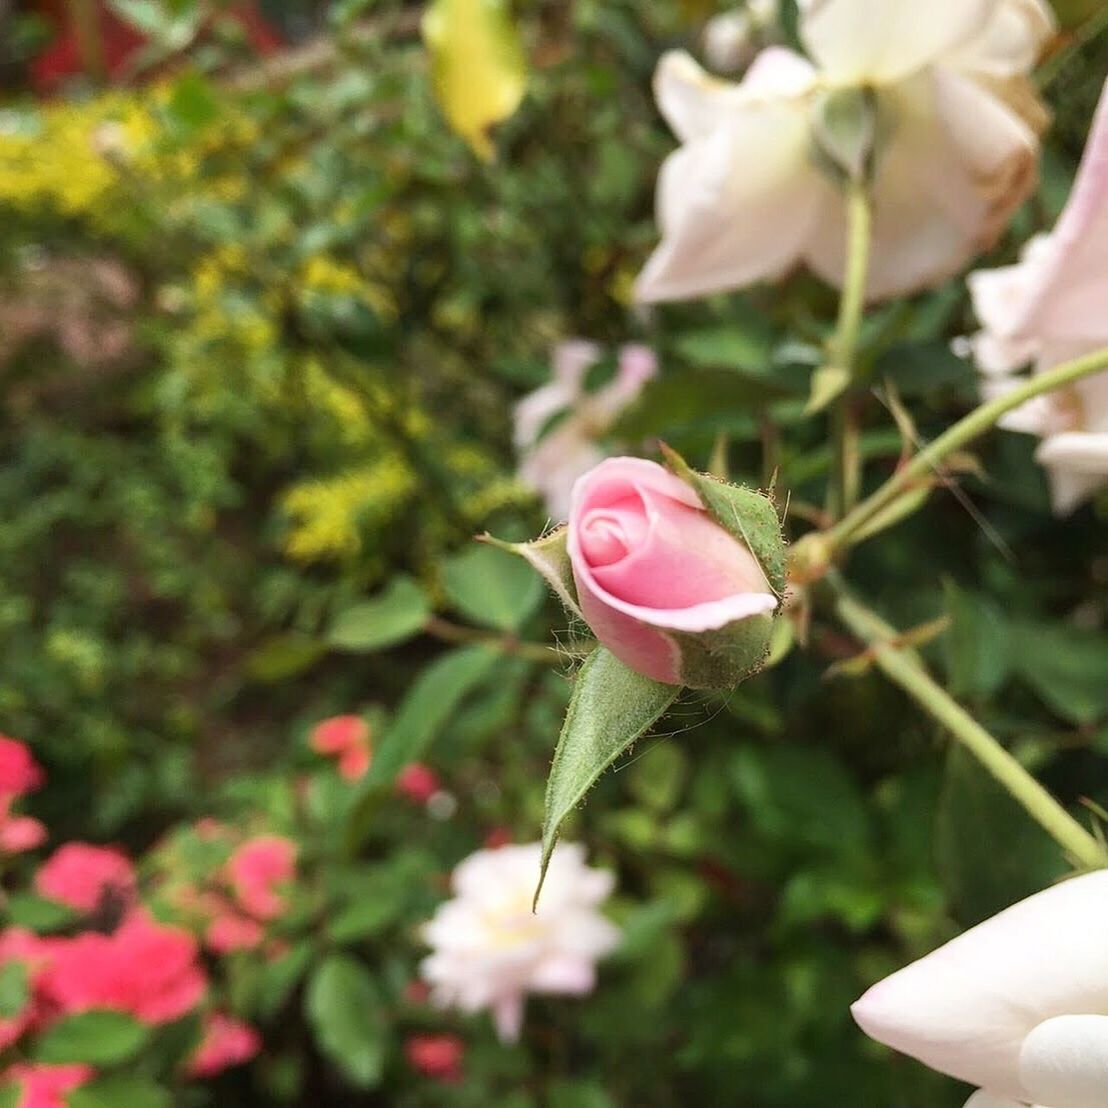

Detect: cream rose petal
963,1094,1036,1108
1018,1014,1108,1108
948,0,1056,78
798,0,996,86
805,68,1035,300
635,51,824,304
973,78,1108,348
851,870,1108,1101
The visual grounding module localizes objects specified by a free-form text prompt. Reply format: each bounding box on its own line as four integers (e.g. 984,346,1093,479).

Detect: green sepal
481,528,582,619
659,444,787,598
671,612,775,690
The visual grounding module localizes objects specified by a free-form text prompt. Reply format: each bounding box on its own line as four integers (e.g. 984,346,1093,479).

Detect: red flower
0,738,43,798
2,1063,93,1108
396,763,440,805
31,1,282,93
35,843,135,913
405,1034,464,1083
41,910,205,1024
187,1012,261,1078
310,715,372,781
0,810,46,856
225,836,296,921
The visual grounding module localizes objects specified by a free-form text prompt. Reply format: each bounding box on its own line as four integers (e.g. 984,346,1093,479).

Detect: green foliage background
1,0,1107,1104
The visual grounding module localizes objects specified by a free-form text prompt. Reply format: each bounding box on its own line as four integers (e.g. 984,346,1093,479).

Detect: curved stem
832,181,872,375
829,181,872,518
826,345,1108,555
831,581,1106,870
424,616,565,665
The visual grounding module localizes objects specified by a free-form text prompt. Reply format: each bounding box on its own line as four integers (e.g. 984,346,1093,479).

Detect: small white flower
419,842,621,1042
514,341,658,522
852,869,1108,1108
968,76,1108,515
636,0,1054,305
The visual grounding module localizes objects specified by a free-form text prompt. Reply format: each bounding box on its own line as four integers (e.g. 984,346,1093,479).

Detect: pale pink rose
405,1033,464,1083
420,842,620,1043
0,737,44,798
42,910,206,1024
515,342,658,522
396,763,440,805
35,843,136,912
636,0,1053,304
968,76,1108,514
852,870,1108,1107
187,1012,262,1078
2,1063,93,1108
310,714,372,780
0,813,46,855
567,458,778,683
225,836,296,921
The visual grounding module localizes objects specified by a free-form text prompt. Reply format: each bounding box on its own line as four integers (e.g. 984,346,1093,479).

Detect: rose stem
830,576,1107,870
825,344,1108,556
828,180,872,519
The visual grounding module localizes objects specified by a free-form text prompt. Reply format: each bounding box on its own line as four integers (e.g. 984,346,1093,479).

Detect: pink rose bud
502,454,784,687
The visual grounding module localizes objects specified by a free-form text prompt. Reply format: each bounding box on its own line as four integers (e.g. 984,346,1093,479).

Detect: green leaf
256,942,315,1019
35,1010,151,1066
365,645,498,786
165,71,219,132
537,648,678,904
673,323,774,375
1010,621,1108,725
731,745,870,857
942,583,1010,699
441,544,544,632
68,1076,172,1108
328,576,430,653
0,962,28,1020
0,1085,17,1108
4,893,76,932
246,632,325,683
613,369,783,441
936,746,1066,926
305,955,387,1089
547,1081,618,1108
347,646,499,843
875,340,975,398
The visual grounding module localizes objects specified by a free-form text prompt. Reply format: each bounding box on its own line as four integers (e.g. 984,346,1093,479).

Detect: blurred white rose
419,842,620,1042
514,341,658,522
703,2,779,74
968,76,1108,514
636,0,1054,305
853,869,1108,1108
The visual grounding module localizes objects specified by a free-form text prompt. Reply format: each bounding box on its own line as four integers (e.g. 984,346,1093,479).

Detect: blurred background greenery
1,0,1107,1104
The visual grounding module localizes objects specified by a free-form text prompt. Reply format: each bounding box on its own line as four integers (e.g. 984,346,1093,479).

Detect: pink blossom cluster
0,735,46,855
310,715,373,781
0,739,264,1103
